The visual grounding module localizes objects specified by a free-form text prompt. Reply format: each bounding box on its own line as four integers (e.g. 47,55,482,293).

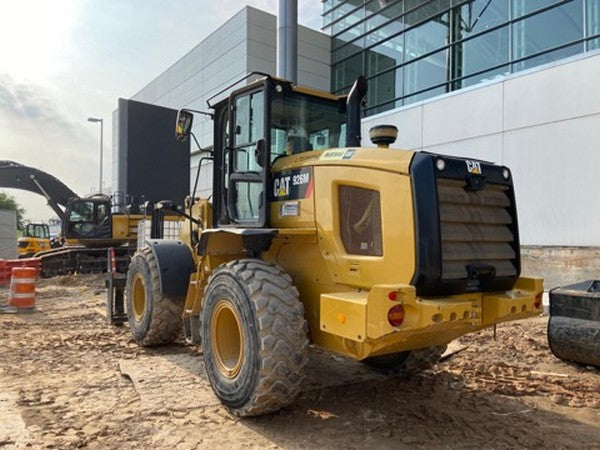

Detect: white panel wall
0,210,16,260
362,51,600,246
121,6,331,200
246,7,331,90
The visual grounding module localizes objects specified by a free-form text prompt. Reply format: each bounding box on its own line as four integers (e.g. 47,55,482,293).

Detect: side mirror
175,110,194,142
255,138,266,168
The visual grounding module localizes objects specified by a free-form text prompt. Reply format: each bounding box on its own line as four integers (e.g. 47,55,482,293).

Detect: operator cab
177,75,351,229
64,197,112,240
23,223,50,239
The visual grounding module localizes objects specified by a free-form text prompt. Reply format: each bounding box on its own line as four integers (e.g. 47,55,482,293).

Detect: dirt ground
0,274,598,449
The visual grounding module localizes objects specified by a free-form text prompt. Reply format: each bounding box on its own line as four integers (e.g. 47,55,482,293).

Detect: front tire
202,259,308,417
125,247,184,346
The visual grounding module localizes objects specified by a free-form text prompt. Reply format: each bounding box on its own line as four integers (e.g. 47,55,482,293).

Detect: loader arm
0,160,79,218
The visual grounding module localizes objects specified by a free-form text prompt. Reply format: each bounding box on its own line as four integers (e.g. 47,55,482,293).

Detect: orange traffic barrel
9,267,37,309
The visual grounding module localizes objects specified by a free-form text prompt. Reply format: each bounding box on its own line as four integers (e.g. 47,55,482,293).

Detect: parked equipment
0,161,143,276
548,281,600,367
124,73,543,416
18,223,52,258
106,247,127,326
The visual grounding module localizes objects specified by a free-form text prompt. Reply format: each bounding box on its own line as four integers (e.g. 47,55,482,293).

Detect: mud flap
145,239,195,298
548,280,600,368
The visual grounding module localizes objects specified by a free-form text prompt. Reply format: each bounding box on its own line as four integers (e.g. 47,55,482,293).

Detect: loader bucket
548,280,600,368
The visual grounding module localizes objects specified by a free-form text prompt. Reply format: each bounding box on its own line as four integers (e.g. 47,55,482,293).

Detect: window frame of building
326,0,596,116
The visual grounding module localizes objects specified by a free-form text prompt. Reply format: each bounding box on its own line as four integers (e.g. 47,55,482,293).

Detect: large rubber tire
362,345,447,377
125,247,184,346
201,259,309,417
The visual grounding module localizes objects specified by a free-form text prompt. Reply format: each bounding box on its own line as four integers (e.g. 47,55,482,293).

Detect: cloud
0,73,100,221
0,1,327,222
0,73,87,134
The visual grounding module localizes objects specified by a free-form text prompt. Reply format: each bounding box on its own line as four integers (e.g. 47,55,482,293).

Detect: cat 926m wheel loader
124,73,543,416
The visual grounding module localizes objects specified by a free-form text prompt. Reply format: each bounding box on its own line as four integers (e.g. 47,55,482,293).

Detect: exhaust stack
346,76,368,147
277,0,298,84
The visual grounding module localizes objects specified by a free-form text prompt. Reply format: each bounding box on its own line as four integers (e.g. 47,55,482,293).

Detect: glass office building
323,0,600,115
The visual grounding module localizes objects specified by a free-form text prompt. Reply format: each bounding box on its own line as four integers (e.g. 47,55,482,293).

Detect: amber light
534,292,543,309
388,291,397,301
388,305,405,327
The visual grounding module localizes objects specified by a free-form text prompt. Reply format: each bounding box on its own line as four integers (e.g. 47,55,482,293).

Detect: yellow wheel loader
124,73,543,417
18,223,52,258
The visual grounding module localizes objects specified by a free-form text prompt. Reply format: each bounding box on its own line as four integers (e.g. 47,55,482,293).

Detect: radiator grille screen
339,186,383,256
437,179,517,280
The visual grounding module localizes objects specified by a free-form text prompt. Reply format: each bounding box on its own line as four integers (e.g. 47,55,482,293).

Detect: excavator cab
63,197,112,242
62,196,142,247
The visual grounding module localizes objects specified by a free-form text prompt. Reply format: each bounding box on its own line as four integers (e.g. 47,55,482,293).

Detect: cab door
226,88,269,227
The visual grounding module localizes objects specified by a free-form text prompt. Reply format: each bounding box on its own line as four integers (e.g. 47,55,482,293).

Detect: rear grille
437,179,517,280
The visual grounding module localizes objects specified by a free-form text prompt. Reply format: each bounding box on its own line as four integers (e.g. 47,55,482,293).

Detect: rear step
548,280,600,368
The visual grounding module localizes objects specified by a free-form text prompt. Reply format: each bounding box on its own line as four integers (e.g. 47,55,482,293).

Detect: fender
145,239,196,298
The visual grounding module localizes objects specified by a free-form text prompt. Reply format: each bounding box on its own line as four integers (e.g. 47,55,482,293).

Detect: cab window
230,90,266,223
25,224,48,239
270,92,346,161
69,201,94,223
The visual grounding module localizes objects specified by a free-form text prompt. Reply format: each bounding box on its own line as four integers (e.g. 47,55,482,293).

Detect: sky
0,0,322,223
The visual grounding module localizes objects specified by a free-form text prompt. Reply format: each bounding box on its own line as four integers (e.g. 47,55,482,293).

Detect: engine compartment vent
339,185,383,256
437,178,517,282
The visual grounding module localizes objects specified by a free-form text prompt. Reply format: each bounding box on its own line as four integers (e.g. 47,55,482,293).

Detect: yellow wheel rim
210,299,244,379
132,274,146,321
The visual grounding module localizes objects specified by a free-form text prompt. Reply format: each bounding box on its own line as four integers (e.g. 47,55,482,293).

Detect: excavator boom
0,160,79,217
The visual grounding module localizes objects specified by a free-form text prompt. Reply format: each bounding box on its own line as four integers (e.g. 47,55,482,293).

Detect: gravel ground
0,274,598,449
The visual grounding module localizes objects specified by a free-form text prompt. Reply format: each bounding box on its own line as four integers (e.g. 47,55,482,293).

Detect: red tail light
534,292,543,309
388,305,405,327
388,291,397,301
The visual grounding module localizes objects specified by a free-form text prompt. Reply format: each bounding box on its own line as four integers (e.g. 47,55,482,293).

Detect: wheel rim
211,299,244,379
132,274,146,321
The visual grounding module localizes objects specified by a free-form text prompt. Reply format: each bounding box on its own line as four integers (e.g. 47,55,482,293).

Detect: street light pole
87,117,103,194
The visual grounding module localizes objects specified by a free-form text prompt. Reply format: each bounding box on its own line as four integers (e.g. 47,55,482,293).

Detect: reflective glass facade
324,0,600,115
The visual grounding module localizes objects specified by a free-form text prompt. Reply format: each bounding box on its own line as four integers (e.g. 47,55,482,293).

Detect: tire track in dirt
0,275,598,449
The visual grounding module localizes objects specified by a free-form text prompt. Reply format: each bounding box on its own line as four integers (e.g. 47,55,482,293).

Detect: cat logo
271,168,313,201
274,176,291,197
466,160,482,175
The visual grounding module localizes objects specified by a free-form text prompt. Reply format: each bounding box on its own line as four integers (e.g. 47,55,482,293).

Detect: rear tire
202,259,309,417
125,247,184,346
363,345,447,376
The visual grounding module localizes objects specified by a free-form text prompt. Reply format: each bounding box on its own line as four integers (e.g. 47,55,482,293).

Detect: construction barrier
9,267,37,309
0,260,5,287
0,258,41,287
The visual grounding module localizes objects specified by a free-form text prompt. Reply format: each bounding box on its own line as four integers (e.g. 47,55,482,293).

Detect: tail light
388,305,405,327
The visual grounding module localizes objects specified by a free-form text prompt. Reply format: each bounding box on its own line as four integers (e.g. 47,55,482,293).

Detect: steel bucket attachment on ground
548,280,600,368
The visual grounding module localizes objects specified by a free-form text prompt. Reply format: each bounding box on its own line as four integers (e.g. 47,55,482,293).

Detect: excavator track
36,246,135,278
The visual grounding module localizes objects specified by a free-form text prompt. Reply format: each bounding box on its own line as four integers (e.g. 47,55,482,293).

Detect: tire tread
127,247,183,346
205,259,308,416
